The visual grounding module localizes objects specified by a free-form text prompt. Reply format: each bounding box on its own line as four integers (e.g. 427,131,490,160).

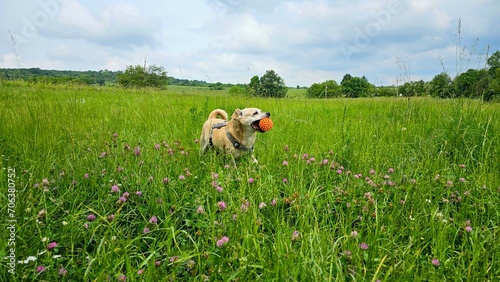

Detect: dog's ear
231,109,242,120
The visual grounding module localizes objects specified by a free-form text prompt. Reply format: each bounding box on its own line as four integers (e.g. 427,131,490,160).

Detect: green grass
1,81,499,281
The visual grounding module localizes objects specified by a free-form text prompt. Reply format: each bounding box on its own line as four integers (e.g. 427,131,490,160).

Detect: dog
199,108,271,163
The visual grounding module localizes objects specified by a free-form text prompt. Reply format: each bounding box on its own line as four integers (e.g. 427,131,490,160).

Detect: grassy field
1,81,499,281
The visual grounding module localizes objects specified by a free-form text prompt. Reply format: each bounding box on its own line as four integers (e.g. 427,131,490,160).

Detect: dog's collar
225,127,253,152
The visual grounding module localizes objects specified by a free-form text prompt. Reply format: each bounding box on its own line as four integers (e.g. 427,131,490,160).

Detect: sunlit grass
0,81,499,281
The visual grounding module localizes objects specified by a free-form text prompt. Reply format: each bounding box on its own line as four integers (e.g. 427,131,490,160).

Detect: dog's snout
266,112,270,117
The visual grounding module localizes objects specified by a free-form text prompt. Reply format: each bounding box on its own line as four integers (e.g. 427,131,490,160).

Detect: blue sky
1,0,499,86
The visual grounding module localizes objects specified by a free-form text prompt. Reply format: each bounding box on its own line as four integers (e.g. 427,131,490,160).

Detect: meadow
1,81,499,281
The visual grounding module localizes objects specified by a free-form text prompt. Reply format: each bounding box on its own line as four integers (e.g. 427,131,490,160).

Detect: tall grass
1,81,499,281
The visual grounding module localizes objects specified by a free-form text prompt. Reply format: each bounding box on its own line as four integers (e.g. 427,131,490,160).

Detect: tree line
305,51,500,101
1,50,499,101
0,67,213,88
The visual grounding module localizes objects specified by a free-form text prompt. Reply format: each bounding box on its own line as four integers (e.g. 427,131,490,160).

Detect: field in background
1,82,499,281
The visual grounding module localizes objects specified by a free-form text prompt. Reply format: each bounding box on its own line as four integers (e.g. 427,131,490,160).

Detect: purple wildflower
217,201,227,211
87,214,96,221
359,242,369,250
58,267,68,276
149,216,158,224
47,241,58,250
216,236,229,247
431,258,440,266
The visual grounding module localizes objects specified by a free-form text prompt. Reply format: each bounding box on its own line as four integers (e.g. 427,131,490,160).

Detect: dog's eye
253,111,258,115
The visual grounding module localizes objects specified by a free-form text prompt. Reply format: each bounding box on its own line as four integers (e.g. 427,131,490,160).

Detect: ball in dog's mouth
252,118,273,132
252,120,266,133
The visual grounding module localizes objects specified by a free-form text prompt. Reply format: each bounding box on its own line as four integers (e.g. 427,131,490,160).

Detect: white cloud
431,9,452,31
47,43,72,59
55,0,157,47
58,0,103,34
0,0,499,86
0,53,20,68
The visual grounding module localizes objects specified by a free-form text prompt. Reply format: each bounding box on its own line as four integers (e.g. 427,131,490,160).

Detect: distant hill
0,68,236,88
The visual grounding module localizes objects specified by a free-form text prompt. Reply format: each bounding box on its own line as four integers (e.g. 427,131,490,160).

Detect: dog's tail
208,109,228,120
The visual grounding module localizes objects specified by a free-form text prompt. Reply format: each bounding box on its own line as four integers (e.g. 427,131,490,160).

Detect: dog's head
231,108,271,133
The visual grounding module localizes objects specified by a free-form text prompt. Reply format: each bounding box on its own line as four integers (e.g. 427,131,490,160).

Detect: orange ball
259,117,273,131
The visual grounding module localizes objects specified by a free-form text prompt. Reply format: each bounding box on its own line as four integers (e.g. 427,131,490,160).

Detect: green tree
487,50,500,75
485,68,500,101
472,69,491,99
375,86,397,97
341,73,352,85
399,80,426,97
454,69,480,97
429,72,453,98
248,75,260,96
341,76,371,98
210,82,224,90
306,80,340,98
251,70,288,98
117,64,168,88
